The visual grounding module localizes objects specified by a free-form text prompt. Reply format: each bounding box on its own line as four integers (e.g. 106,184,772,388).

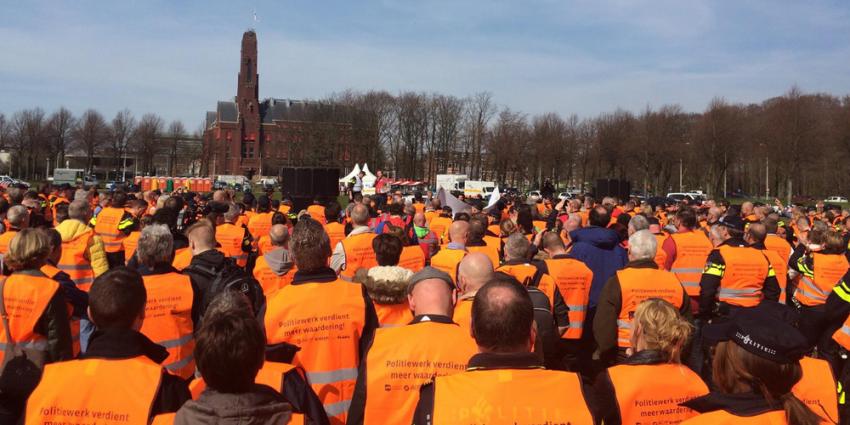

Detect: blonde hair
630,298,692,363
5,228,50,271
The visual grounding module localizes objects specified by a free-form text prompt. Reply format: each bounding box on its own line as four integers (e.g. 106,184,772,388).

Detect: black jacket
79,328,191,417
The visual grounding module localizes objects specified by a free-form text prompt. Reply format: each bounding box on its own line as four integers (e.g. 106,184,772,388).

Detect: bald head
448,220,470,245
269,224,289,247
213,190,229,203
408,278,456,317
741,201,754,215
413,212,426,227
351,204,369,226
458,252,495,294
746,222,767,245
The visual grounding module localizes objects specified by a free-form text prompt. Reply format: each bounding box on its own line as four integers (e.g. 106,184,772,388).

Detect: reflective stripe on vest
25,357,162,425
616,267,685,348
717,245,769,307
431,369,594,425
140,272,195,379
544,258,592,340
264,279,366,423
795,253,849,307
607,363,707,424
833,321,850,351
669,232,713,296
362,322,477,425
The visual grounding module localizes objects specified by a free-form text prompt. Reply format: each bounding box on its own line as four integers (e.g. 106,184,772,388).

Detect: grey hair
504,233,530,261
223,203,240,222
74,189,88,202
351,204,369,226
629,215,649,233
68,200,91,221
628,230,657,261
137,224,174,267
6,205,28,227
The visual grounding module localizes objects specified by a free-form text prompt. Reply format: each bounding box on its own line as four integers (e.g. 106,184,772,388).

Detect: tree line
0,108,196,180
331,86,850,201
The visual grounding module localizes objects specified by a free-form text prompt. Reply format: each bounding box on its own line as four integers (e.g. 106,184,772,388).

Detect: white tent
360,163,377,187
339,163,362,183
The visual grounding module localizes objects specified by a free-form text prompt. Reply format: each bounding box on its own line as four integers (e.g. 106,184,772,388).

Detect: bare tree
465,92,496,179
11,108,47,179
166,120,186,176
133,113,164,175
110,109,136,181
46,107,75,170
72,109,108,175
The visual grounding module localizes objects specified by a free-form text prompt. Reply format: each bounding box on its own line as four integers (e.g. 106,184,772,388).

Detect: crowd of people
0,180,848,425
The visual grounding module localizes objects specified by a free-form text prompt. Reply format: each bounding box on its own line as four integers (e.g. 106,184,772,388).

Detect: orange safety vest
653,233,669,269
669,231,713,297
716,245,769,307
57,230,95,291
255,235,272,256
430,248,467,285
40,264,81,356
795,253,849,307
607,363,708,424
765,234,792,264
497,263,557,309
0,272,59,365
171,247,193,271
340,233,378,280
248,211,274,240
0,229,18,256
216,223,248,267
616,267,685,348
362,321,477,424
833,315,850,351
429,217,452,243
761,248,788,304
325,222,346,251
264,279,366,424
453,298,474,337
544,257,593,339
487,224,501,236
413,203,425,213
682,410,786,424
140,272,195,379
25,357,162,425
94,207,128,253
253,253,297,296
432,368,594,425
398,245,426,273
466,244,500,268
792,357,838,423
532,220,547,233
123,230,141,263
307,205,326,224
374,302,413,328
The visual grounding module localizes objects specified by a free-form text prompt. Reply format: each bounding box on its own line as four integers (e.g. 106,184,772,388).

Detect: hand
556,199,566,211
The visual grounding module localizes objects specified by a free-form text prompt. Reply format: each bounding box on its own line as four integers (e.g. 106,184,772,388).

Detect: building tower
236,30,261,175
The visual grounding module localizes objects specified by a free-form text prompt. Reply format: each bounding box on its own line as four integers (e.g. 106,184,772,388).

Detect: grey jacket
175,384,292,425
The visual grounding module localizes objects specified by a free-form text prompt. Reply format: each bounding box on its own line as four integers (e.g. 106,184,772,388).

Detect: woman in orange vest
680,305,821,425
354,234,414,327
593,298,707,425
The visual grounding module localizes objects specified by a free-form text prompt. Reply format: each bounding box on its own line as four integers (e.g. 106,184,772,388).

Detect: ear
450,288,458,307
407,293,415,312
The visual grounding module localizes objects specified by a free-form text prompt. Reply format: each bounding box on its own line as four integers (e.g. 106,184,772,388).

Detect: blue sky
1,0,848,129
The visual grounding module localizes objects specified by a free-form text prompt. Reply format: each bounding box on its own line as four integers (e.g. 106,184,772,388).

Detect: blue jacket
569,226,628,308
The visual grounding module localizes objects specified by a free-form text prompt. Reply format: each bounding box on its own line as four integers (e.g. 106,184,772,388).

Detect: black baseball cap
702,302,808,364
717,215,744,232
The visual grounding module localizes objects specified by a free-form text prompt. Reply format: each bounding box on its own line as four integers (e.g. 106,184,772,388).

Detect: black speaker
280,167,340,211
595,179,631,200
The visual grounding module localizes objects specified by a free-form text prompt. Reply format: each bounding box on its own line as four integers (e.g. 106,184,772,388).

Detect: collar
467,352,544,371
410,314,455,325
623,349,670,365
626,259,658,269
751,242,767,250
466,239,486,247
291,267,338,285
502,259,533,267
446,242,466,250
81,328,169,364
138,264,178,276
681,392,781,417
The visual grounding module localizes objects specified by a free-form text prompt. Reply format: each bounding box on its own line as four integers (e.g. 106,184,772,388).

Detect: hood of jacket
354,266,412,304
56,219,93,242
175,385,292,425
570,226,621,250
263,249,294,276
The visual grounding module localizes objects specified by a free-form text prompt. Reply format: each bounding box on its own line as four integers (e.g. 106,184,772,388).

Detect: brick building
202,31,363,178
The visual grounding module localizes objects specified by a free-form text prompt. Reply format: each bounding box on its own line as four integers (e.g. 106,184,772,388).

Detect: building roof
205,111,217,129
217,101,238,123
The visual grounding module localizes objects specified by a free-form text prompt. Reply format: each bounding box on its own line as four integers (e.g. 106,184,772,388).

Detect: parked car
557,192,572,201
527,190,542,202
825,196,848,203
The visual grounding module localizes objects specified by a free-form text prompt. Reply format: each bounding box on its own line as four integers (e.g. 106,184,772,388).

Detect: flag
486,186,501,210
437,188,470,216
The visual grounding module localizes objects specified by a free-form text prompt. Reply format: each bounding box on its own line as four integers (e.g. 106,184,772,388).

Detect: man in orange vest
307,198,327,224
763,216,793,264
412,277,596,424
216,203,252,268
454,252,495,334
248,195,274,240
746,223,789,304
135,224,197,379
90,190,137,268
24,267,190,424
253,224,295,296
56,200,109,287
264,218,378,424
594,230,690,365
539,232,594,371
332,203,377,281
348,267,477,425
429,220,469,284
464,216,499,267
699,215,780,320
0,205,28,260
50,184,75,226
324,202,346,252
663,208,714,310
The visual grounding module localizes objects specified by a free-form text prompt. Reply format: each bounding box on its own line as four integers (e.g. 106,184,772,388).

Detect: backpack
185,258,265,321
